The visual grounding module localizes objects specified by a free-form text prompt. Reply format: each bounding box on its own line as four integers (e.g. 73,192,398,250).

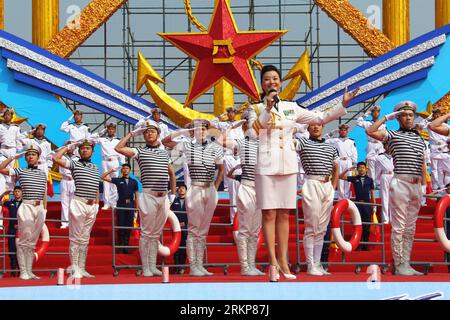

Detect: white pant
430,157,445,190
302,179,334,247
1,148,16,190
0,175,6,228
236,182,261,240
380,173,393,223
185,185,218,241
337,159,353,200
138,192,169,240
389,177,421,265
183,161,191,189
224,155,240,222
444,171,450,188
60,179,75,226
69,198,99,246
102,159,119,207
17,203,46,249
367,158,379,186
297,161,305,188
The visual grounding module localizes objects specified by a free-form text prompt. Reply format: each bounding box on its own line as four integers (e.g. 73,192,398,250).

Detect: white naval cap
393,101,417,112
24,142,42,155
143,119,161,134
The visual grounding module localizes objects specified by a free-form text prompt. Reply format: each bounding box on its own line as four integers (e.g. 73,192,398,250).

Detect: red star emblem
159,0,286,106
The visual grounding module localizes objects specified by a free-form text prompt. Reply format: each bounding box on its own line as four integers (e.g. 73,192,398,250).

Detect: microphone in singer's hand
268,88,280,110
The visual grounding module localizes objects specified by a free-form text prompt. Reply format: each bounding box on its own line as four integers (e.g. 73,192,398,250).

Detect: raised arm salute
367,101,427,276
115,120,176,277
53,138,100,279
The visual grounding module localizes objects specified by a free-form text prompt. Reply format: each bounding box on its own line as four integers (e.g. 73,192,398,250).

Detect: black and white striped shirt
296,137,339,176
69,159,100,199
11,168,47,200
385,129,426,176
236,137,258,182
133,146,171,192
179,141,224,183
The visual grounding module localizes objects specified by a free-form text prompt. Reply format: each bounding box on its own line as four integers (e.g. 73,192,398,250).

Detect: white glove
66,139,84,151
231,119,246,129
98,128,107,137
421,185,427,195
67,114,74,122
114,166,122,171
384,111,403,121
10,151,26,160
364,110,372,118
169,194,176,204
130,126,147,137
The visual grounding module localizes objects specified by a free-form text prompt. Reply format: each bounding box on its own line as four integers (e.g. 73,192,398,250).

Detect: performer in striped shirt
0,143,47,280
115,119,177,277
367,101,427,276
53,138,100,279
218,116,264,276
163,119,224,276
296,122,339,276
58,141,78,229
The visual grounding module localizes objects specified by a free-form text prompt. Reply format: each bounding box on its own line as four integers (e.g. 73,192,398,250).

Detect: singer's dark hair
357,162,367,168
260,65,282,100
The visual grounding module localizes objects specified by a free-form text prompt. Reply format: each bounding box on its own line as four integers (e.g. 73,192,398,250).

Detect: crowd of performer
0,65,449,281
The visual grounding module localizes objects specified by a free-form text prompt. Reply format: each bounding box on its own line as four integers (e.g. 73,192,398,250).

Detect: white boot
314,244,330,275
79,246,95,278
26,247,40,279
17,246,30,280
305,244,322,275
247,237,265,276
395,262,415,276
139,238,153,277
187,236,203,276
69,243,83,279
237,237,257,276
196,238,213,276
402,235,423,276
148,239,162,276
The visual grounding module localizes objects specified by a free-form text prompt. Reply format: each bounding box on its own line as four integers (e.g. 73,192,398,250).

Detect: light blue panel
0,51,71,147
350,33,450,161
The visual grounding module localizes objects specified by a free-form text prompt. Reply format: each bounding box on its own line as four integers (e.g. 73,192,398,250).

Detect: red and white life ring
331,199,362,253
34,223,50,262
433,195,450,252
232,213,263,249
158,210,181,257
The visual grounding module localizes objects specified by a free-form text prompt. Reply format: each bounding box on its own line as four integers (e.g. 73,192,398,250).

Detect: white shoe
307,264,324,276
60,224,68,229
316,263,331,275
404,263,424,276
395,263,415,276
101,206,110,210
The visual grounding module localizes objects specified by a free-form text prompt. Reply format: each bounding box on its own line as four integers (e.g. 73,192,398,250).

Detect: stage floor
0,273,449,300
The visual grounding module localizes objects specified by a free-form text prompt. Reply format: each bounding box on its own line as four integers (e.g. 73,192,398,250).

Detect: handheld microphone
267,88,280,111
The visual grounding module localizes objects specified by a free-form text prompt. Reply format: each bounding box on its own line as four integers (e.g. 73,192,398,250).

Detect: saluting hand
342,86,360,108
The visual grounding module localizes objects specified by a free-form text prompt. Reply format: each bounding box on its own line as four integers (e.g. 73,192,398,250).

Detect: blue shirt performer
102,163,139,254
170,184,188,274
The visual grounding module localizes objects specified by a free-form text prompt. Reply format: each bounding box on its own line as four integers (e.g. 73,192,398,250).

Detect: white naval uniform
442,151,450,187
326,137,358,200
60,121,90,141
96,136,126,208
374,153,394,224
248,99,346,210
0,123,22,189
356,117,386,184
420,119,447,190
59,155,78,227
210,118,244,222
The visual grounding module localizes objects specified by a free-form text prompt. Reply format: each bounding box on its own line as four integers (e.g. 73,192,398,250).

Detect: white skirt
255,174,297,210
